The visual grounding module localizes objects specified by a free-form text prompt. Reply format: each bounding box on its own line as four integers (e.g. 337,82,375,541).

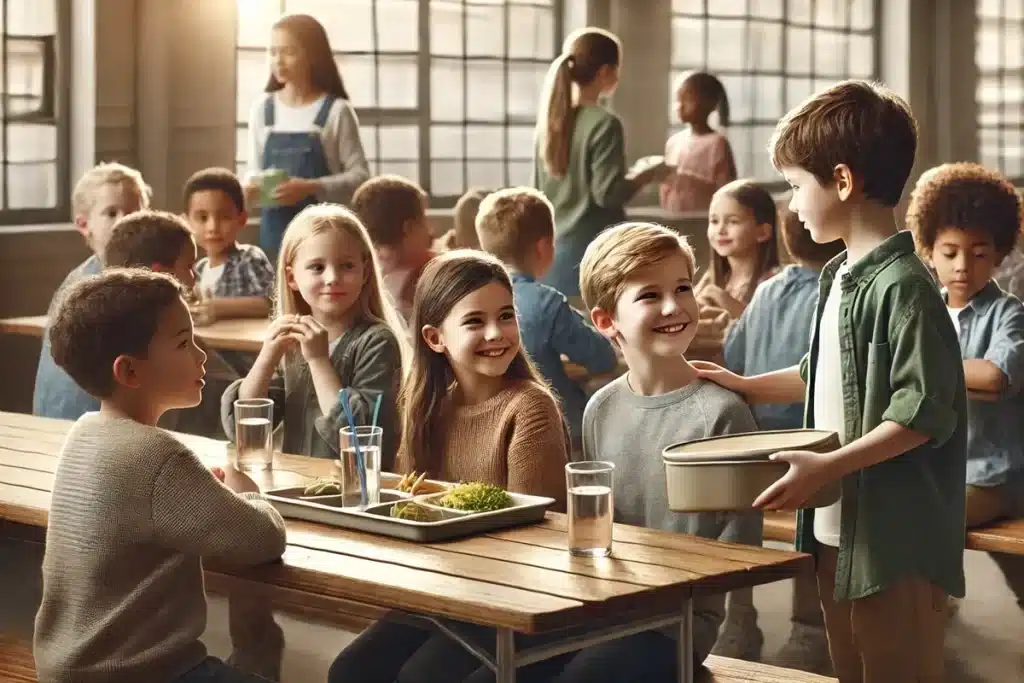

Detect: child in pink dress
661,71,737,214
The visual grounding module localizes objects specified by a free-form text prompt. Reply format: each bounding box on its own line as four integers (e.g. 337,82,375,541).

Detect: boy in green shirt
697,80,966,683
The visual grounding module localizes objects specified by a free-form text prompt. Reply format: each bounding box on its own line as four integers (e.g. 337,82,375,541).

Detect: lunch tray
265,482,555,543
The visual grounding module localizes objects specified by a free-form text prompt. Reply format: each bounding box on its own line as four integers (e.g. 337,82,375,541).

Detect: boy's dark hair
779,207,844,270
183,167,245,214
351,175,427,248
770,79,917,208
49,269,185,398
104,210,194,269
475,187,555,268
906,162,1024,258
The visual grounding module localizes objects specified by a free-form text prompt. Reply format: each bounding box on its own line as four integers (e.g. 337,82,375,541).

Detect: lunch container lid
662,429,838,464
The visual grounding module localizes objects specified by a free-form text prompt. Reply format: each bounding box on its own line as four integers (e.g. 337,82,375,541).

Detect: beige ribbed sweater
396,381,569,508
34,412,287,683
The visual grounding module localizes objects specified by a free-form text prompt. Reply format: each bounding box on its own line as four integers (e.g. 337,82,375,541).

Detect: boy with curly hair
907,161,1024,609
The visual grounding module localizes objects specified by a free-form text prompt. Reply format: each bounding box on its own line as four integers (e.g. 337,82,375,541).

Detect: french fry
410,471,428,495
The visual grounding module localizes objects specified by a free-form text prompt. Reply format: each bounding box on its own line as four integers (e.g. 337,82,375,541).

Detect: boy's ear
111,355,143,390
590,306,618,342
151,263,168,274
421,325,445,353
833,163,857,202
73,215,89,240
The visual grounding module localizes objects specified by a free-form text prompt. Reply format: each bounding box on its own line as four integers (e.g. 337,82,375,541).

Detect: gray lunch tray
265,486,556,543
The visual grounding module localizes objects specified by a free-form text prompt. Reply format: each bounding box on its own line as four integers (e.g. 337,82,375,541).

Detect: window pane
431,58,464,121
236,127,250,171
237,0,281,47
466,2,505,57
377,0,419,51
509,4,555,59
466,125,504,160
671,16,705,68
340,55,377,107
431,1,465,57
466,60,505,121
507,125,536,161
431,124,464,159
7,124,57,209
466,161,505,189
749,21,783,71
507,160,532,186
287,0,374,52
379,161,419,181
706,19,747,71
377,126,419,160
378,55,418,108
237,50,267,124
507,62,548,118
975,4,1024,180
5,39,46,116
431,160,464,197
813,30,848,77
7,0,56,35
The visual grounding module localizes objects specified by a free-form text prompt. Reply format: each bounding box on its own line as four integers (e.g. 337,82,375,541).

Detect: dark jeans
174,657,272,683
329,616,690,683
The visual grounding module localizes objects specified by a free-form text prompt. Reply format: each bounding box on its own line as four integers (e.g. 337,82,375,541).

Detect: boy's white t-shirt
200,263,225,294
813,262,849,547
948,306,964,329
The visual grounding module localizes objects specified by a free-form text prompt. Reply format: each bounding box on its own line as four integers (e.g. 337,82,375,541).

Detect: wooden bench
763,511,1024,555
0,634,36,682
705,655,836,682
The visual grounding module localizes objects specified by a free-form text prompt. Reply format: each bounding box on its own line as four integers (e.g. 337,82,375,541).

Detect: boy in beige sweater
33,268,287,683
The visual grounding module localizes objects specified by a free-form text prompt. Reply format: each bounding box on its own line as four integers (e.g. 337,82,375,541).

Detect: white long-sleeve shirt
246,93,371,205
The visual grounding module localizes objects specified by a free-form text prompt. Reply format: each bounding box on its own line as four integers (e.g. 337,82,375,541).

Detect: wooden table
0,315,267,353
0,411,809,682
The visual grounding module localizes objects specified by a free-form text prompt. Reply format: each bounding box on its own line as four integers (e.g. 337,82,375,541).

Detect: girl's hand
699,284,745,318
244,180,261,209
272,178,319,206
293,315,330,361
261,315,301,359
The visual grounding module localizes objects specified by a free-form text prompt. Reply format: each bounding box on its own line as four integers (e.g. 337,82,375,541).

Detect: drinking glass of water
566,461,615,557
338,426,382,508
234,399,274,472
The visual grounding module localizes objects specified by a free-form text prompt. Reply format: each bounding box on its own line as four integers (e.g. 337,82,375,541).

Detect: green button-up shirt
797,230,967,601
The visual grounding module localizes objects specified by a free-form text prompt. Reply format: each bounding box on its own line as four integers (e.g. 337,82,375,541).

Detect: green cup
259,169,288,208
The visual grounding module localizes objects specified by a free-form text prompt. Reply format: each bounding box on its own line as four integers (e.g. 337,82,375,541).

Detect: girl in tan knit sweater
396,249,569,504
329,250,569,683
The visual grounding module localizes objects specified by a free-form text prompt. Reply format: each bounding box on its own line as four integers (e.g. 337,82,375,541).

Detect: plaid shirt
195,243,274,299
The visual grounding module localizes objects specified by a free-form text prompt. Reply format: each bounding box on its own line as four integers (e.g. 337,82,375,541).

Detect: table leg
496,628,516,683
677,598,693,683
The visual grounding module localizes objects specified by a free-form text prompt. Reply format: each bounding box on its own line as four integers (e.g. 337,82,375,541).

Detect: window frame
0,0,71,226
234,0,565,209
667,0,882,190
975,1,1024,185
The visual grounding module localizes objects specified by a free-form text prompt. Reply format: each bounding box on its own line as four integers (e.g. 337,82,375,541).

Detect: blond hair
452,187,491,250
72,162,152,218
275,204,409,369
580,222,697,313
475,187,555,268
538,28,621,178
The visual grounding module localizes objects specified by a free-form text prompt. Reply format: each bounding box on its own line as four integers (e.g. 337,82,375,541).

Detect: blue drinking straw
339,389,368,506
371,393,383,431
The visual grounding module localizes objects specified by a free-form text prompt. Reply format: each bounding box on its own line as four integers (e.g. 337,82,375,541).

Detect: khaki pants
816,545,947,683
966,484,1024,608
227,591,284,682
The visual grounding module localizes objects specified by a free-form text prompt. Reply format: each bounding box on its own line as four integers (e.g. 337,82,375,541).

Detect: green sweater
533,105,633,296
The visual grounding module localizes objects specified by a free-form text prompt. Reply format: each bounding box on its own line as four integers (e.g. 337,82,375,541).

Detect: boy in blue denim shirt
699,81,966,683
34,163,151,419
907,161,1024,609
475,187,617,448
723,209,843,673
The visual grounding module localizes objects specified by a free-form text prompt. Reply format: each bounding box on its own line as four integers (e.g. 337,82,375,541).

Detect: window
235,0,571,205
976,0,1023,183
0,0,69,225
669,0,877,183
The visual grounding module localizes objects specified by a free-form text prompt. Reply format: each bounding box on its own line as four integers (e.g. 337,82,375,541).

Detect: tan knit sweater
396,381,569,508
34,412,287,683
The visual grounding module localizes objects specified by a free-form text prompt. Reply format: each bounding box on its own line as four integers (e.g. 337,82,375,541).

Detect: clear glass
234,399,274,472
566,461,615,557
338,426,383,508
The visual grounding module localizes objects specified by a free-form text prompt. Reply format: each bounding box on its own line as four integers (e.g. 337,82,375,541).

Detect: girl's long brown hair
538,28,621,179
707,179,781,303
265,14,350,100
398,250,557,474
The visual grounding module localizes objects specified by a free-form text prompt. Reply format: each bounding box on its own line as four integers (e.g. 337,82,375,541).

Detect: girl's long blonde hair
398,250,559,474
537,28,621,179
275,204,409,368
707,179,781,303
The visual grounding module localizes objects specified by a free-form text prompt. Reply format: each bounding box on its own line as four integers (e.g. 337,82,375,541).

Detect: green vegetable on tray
390,501,442,522
437,482,513,513
303,478,343,497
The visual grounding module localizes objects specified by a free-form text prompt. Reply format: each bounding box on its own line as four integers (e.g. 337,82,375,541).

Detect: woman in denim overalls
246,13,370,265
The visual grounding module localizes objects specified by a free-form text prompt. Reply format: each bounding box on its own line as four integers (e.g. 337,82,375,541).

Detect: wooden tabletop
0,315,268,353
0,411,809,633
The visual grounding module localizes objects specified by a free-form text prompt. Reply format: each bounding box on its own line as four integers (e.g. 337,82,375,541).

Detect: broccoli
438,482,513,513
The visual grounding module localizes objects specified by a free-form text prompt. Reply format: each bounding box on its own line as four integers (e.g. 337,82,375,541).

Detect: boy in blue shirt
475,187,618,448
907,161,1024,610
699,80,966,683
34,163,151,419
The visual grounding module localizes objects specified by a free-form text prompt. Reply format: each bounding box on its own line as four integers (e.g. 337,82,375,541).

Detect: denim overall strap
258,94,337,263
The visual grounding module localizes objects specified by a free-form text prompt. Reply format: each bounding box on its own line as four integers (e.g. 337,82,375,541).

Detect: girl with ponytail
534,27,671,297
